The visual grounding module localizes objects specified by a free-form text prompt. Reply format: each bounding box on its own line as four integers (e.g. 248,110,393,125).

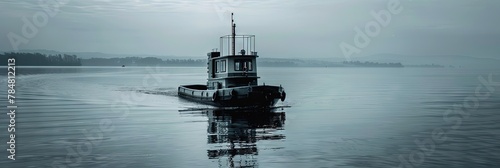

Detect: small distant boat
122,65,125,67
178,13,286,107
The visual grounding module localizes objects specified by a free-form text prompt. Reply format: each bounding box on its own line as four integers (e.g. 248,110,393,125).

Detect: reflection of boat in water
178,13,286,107
181,107,286,167
207,108,285,167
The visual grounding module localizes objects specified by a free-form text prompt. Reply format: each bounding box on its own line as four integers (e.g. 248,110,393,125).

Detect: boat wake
178,105,291,113
117,87,178,97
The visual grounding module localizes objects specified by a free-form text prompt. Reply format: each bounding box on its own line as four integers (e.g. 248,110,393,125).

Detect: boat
178,13,286,107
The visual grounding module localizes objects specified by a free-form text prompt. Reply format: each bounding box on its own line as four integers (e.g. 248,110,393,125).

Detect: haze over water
0,66,498,167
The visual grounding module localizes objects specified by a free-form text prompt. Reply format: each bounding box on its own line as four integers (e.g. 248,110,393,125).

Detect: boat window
235,61,241,71
221,60,226,72
247,61,252,71
216,60,226,73
216,61,220,73
235,59,252,71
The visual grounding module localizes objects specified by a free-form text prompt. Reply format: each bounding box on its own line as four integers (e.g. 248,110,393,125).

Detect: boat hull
178,85,285,107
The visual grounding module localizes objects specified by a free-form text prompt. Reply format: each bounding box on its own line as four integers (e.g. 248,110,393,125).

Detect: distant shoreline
1,52,453,68
0,64,411,68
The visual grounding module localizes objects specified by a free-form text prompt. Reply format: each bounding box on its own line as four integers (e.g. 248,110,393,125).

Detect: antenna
231,13,236,56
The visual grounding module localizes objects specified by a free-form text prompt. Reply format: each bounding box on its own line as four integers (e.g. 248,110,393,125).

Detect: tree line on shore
81,57,206,66
0,52,81,66
0,52,300,67
0,53,207,66
1,52,409,68
342,61,404,67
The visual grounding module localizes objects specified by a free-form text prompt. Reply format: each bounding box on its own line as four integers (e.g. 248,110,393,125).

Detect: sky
1,0,500,59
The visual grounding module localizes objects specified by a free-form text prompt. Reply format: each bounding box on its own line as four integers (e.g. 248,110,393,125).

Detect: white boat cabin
207,35,259,89
206,13,261,90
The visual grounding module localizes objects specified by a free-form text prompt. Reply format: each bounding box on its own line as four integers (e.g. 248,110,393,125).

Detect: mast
231,13,236,56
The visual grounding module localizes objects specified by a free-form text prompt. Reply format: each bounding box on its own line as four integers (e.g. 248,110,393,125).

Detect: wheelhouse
206,14,259,90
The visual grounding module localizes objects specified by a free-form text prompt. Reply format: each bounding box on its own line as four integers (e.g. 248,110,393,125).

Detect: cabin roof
209,55,258,60
209,76,260,80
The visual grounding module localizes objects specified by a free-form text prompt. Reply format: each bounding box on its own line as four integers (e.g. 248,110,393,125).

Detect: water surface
0,66,499,168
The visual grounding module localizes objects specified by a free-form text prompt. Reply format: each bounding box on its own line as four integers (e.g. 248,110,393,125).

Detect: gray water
0,67,499,168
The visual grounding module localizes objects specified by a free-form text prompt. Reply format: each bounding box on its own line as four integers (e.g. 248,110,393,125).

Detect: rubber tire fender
230,89,238,100
280,91,286,102
212,90,219,102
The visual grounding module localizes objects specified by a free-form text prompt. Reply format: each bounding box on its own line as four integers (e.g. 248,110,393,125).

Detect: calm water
0,66,499,168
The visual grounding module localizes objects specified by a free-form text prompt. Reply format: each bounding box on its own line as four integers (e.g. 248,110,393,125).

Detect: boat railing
219,35,256,57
